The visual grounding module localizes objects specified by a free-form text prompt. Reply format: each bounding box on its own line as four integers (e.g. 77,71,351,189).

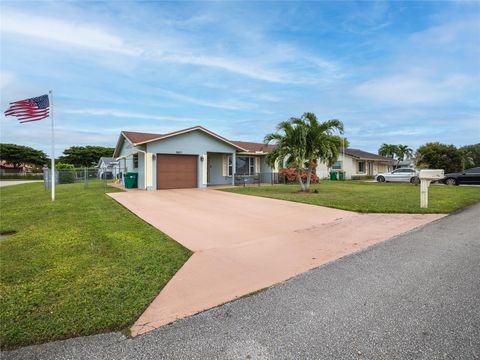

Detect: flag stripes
4,94,50,123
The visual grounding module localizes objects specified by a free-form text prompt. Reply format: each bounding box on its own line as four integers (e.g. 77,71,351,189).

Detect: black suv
442,167,480,185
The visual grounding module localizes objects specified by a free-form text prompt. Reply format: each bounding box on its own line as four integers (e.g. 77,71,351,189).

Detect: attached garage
113,126,252,190
156,154,198,190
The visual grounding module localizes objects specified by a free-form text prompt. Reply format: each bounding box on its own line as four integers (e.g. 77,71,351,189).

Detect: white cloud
352,73,471,105
0,11,138,55
409,18,480,47
61,108,199,122
153,52,309,84
0,9,340,84
154,88,254,111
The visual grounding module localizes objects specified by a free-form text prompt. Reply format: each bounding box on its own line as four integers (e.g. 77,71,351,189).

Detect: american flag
4,94,50,123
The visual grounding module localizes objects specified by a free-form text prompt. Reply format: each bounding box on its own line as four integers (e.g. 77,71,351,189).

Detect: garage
157,154,198,189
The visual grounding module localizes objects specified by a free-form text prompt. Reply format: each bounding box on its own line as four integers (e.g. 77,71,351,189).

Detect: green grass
221,181,480,213
0,182,191,349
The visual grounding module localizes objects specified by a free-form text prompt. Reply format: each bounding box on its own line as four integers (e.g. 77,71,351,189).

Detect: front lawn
221,181,480,213
0,182,191,349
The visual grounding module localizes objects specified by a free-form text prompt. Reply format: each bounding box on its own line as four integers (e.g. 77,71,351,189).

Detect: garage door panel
157,154,197,189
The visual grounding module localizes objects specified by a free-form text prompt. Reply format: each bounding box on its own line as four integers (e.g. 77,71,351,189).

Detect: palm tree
291,113,343,190
265,120,308,191
396,144,413,161
378,143,398,159
265,113,344,192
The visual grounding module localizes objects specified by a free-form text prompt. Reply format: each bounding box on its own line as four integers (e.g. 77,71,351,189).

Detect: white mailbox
419,169,444,208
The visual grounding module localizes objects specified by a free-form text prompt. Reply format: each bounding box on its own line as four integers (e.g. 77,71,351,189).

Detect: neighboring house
96,157,119,179
394,159,416,170
113,126,277,190
0,160,36,175
316,148,394,179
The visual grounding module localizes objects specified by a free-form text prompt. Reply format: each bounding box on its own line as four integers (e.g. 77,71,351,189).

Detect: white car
375,168,419,183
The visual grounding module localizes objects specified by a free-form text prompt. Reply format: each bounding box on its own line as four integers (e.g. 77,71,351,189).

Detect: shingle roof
120,128,390,159
120,126,264,152
99,157,117,166
122,131,163,144
122,126,247,150
230,141,276,153
345,148,393,162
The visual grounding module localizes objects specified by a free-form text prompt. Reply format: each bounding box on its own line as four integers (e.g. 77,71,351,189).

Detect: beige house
317,148,393,179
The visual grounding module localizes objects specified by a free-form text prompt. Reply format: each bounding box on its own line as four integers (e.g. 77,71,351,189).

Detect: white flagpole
49,90,55,201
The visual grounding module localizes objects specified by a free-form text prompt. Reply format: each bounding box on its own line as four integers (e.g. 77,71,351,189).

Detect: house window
133,154,138,169
228,156,233,176
228,156,256,176
357,161,365,173
332,161,342,170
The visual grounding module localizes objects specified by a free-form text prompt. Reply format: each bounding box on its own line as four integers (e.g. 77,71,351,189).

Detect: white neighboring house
317,148,394,179
96,157,119,179
394,159,416,170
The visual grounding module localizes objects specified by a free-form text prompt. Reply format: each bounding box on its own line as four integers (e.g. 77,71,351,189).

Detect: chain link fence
233,172,285,186
43,167,128,192
42,168,287,192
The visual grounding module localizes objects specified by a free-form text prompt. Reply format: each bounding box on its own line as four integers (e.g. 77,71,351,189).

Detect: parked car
375,168,419,183
442,167,480,185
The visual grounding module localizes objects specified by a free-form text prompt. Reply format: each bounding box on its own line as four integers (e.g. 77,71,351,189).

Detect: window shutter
255,157,260,173
222,155,227,176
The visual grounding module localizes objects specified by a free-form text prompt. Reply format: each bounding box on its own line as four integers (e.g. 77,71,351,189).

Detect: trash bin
329,171,337,181
124,172,138,189
339,171,346,181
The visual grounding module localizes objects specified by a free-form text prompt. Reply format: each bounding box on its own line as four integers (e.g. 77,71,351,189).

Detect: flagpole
49,90,55,201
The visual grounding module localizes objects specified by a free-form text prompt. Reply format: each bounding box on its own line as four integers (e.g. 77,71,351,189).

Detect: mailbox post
419,169,444,208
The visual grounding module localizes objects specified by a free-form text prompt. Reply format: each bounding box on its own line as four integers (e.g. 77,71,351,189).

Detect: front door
367,162,374,176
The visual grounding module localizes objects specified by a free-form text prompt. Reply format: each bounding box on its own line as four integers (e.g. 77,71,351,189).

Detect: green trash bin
339,171,345,181
124,172,138,189
329,171,338,181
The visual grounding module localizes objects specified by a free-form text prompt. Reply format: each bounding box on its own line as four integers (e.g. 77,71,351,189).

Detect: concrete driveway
108,188,444,336
0,180,42,187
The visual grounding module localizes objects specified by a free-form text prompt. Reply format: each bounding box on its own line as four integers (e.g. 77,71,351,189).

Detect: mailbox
419,169,444,208
419,169,444,181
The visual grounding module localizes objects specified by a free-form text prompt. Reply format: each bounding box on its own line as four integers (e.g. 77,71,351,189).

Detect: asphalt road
4,204,480,360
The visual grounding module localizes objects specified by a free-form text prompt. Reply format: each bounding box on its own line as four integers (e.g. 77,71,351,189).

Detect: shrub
280,168,319,184
56,163,75,184
351,175,375,180
55,163,75,170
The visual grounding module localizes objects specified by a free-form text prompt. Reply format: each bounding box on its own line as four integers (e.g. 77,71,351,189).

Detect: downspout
133,148,148,190
116,155,127,185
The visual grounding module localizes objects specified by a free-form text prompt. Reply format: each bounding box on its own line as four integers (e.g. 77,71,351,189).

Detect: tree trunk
305,166,313,192
296,169,306,192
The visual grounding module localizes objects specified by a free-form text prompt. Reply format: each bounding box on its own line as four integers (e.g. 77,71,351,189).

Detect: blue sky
1,1,479,155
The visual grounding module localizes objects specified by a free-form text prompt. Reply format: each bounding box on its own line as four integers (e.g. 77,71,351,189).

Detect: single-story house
113,126,277,190
96,157,119,179
0,160,36,175
316,148,394,179
394,159,415,170
113,125,394,189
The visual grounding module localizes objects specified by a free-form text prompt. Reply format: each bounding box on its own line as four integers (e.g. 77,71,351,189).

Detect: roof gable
345,148,393,162
117,126,248,152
